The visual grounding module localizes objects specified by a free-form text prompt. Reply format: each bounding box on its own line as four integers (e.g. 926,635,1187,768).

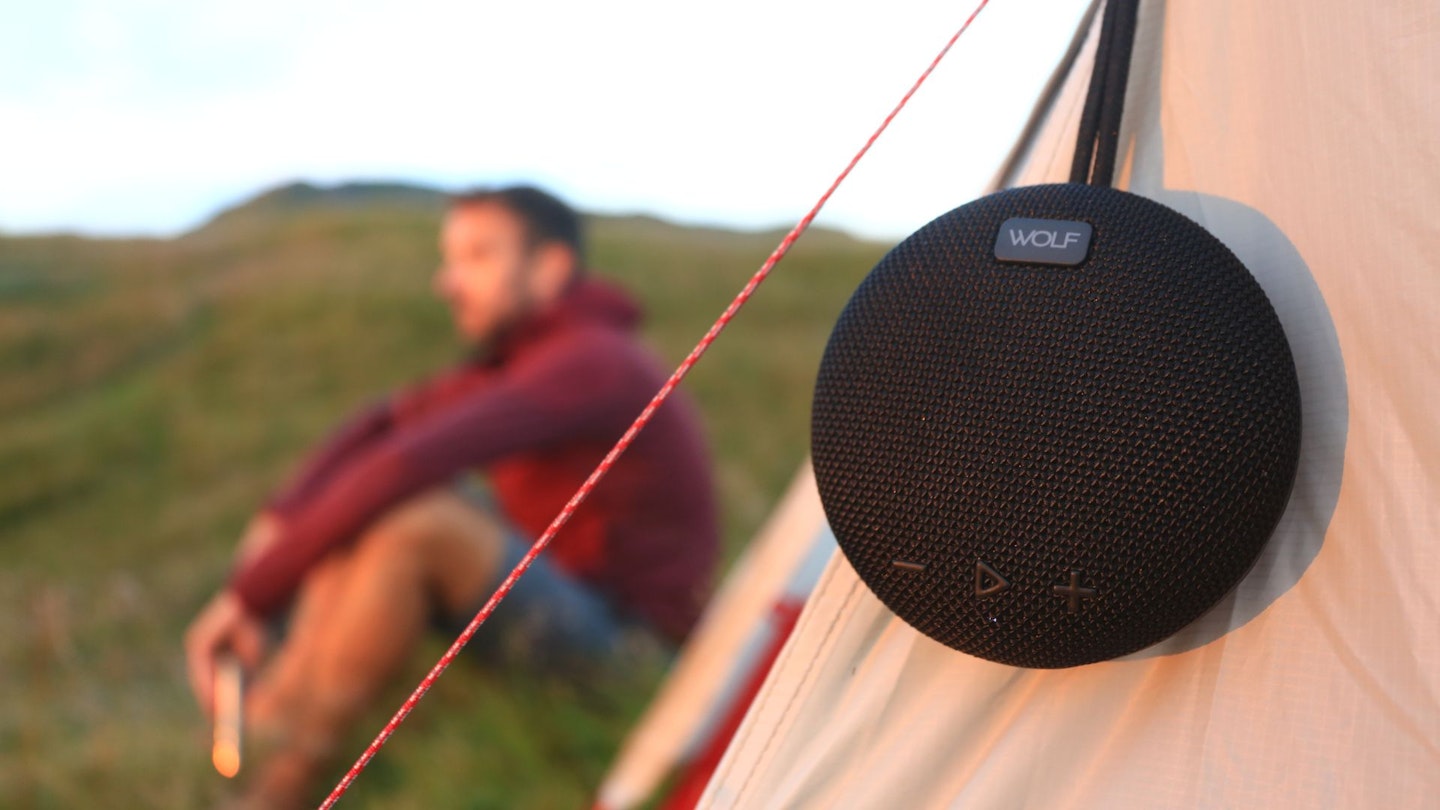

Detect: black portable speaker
811,182,1301,668
811,0,1302,668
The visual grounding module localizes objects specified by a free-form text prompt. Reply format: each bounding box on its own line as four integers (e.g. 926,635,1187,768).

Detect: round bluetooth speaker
812,183,1302,668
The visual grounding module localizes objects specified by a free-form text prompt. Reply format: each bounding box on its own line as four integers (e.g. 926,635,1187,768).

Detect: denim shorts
435,527,668,674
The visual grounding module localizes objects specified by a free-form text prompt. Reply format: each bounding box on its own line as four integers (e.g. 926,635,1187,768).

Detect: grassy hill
0,182,889,808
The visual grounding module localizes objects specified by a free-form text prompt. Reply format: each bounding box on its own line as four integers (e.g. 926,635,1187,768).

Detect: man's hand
185,590,269,719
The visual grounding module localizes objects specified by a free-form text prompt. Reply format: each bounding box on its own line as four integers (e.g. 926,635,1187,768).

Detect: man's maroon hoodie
230,278,719,643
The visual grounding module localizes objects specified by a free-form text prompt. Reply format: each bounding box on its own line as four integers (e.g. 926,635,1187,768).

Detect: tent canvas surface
694,0,1439,806
596,462,834,810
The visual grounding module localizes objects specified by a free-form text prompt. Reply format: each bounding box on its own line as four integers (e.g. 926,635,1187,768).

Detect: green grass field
0,182,887,808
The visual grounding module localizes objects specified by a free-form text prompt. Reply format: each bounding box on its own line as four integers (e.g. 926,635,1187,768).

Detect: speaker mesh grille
812,184,1301,668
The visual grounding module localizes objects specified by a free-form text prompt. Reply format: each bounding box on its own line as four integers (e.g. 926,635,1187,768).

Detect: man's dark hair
449,185,585,264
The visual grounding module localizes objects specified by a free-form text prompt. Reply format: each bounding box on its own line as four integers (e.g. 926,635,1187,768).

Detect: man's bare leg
246,550,352,739
242,491,505,808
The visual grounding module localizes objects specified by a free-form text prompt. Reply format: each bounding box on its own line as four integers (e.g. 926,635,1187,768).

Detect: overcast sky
0,0,1091,240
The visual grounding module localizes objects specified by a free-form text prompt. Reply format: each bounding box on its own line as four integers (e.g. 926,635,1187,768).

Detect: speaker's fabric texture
701,0,1439,807
813,184,1300,667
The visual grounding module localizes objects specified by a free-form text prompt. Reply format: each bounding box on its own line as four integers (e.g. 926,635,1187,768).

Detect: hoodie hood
485,276,644,364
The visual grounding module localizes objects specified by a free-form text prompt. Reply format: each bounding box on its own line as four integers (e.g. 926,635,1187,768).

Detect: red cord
319,3,990,806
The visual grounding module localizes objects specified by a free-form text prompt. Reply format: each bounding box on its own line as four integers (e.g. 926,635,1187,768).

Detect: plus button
1053,570,1098,614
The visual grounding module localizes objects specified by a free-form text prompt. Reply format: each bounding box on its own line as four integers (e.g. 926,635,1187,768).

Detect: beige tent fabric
596,462,830,810
700,1,1440,807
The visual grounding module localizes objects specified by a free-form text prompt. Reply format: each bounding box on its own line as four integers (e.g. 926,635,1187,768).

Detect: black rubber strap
1068,0,1120,185
1069,0,1141,187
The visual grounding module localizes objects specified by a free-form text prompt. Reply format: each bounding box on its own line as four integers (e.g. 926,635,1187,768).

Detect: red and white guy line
320,2,991,806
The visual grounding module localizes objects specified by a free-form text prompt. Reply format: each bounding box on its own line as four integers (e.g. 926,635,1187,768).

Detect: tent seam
720,566,862,805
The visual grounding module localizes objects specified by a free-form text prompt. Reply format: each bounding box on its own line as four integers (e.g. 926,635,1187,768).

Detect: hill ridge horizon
0,179,886,246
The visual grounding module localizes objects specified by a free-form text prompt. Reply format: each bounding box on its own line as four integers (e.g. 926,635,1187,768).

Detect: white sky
0,0,1091,240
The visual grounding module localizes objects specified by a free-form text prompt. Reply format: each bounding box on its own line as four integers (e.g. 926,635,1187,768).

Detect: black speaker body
812,184,1301,668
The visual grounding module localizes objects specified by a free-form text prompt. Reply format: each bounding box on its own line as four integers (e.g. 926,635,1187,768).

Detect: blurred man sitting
185,186,719,808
